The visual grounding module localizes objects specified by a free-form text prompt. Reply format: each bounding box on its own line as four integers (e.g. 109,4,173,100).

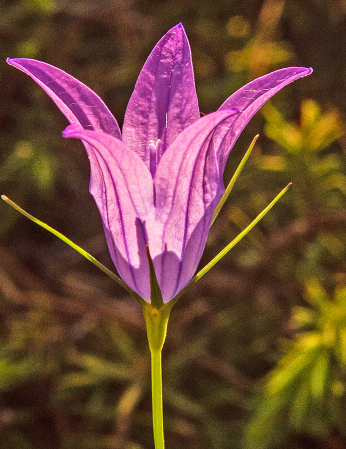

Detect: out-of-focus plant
237,99,346,449
245,279,346,449
226,98,344,271
261,99,345,280
262,99,344,209
225,0,292,79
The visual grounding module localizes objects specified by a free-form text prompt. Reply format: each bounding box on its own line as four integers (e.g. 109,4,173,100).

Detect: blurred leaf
245,279,346,447
21,0,56,12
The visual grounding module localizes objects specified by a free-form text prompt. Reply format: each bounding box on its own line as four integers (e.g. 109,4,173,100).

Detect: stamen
149,139,161,177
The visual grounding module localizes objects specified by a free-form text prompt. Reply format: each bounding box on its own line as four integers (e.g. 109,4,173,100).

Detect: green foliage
238,99,346,448
245,280,346,449
21,0,56,12
262,99,345,210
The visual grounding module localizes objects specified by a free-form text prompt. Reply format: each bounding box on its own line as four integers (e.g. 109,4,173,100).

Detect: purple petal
122,23,200,177
62,124,154,301
151,68,312,300
7,58,121,138
217,67,313,172
152,108,239,300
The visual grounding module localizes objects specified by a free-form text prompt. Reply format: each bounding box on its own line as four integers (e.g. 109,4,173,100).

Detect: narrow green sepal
197,183,292,281
173,182,292,302
1,195,146,306
146,245,164,309
212,134,259,226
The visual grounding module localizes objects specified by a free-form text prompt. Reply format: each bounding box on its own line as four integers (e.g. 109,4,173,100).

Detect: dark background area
0,0,346,448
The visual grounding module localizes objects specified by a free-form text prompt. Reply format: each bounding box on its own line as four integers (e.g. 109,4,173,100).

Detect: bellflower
7,24,312,303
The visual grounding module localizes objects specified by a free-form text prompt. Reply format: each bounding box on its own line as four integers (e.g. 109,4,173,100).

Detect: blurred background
1,0,346,448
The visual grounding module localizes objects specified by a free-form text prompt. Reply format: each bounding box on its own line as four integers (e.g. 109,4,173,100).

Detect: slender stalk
142,303,171,449
151,347,165,449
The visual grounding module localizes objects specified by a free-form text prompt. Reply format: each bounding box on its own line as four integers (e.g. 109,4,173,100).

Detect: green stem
142,303,171,449
151,347,165,449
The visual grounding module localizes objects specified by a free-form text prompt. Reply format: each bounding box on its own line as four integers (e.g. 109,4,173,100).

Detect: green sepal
212,134,259,226
1,195,146,306
172,183,292,303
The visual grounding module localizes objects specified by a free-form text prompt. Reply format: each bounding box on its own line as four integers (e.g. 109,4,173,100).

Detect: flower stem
151,346,165,449
142,303,171,449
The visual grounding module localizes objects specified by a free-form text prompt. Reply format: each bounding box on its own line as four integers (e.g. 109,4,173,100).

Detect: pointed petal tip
172,22,184,30
7,58,35,72
271,66,313,78
303,66,313,75
291,66,313,80
6,57,18,67
167,22,186,36
7,57,28,66
293,66,313,77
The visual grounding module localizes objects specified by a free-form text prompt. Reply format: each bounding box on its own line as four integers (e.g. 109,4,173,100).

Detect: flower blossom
7,24,312,303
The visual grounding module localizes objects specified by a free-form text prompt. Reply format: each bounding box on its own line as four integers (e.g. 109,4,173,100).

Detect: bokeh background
1,0,346,448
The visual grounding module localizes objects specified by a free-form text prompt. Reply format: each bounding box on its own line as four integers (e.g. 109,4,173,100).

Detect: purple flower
7,24,312,303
